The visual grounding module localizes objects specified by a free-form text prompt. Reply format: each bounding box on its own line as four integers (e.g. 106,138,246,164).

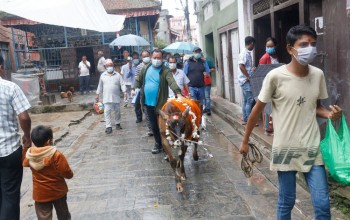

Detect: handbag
320,114,350,185
204,74,212,85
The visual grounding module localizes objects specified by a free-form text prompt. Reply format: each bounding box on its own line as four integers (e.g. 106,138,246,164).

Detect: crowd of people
0,25,344,220
95,47,213,153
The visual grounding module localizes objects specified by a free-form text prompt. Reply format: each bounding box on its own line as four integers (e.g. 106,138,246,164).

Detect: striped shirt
0,77,31,157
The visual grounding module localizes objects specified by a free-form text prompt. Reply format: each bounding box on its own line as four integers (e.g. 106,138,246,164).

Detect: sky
161,0,196,24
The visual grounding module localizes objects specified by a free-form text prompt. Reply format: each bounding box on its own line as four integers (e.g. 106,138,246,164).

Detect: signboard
250,64,283,98
347,0,350,10
315,17,324,35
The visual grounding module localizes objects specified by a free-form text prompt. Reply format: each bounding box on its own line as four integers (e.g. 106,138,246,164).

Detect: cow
158,98,202,192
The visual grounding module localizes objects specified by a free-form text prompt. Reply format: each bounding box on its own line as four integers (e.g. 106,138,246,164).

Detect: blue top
144,66,161,106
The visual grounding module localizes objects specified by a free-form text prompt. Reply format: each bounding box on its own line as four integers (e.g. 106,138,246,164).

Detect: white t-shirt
97,57,106,73
168,69,190,97
78,61,91,76
258,65,328,172
238,48,254,86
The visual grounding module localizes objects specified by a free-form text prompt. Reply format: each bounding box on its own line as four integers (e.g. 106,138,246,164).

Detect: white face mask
151,59,162,68
106,67,114,73
169,63,177,70
292,46,317,66
143,57,150,64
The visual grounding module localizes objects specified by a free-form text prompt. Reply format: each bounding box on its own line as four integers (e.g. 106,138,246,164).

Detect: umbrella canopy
163,42,197,54
109,34,150,47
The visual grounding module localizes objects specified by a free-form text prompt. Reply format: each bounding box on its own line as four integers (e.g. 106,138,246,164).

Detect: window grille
274,0,290,6
253,0,270,15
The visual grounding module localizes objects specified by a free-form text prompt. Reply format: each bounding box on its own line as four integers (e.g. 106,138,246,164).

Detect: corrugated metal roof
101,0,161,12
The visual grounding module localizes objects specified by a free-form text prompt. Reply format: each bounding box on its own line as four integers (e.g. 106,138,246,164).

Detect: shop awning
0,0,125,32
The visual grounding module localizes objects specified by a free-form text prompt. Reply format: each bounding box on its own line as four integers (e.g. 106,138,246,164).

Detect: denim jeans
79,75,90,93
189,86,205,105
241,82,254,122
204,85,211,112
277,165,331,220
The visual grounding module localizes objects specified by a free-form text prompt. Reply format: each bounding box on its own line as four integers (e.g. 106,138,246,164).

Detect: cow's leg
193,131,200,161
161,134,175,162
177,145,188,181
174,144,187,192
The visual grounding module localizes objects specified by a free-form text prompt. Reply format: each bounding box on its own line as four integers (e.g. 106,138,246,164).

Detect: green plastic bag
320,114,350,185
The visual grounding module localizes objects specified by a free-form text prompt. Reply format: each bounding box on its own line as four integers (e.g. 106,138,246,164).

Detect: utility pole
179,0,192,42
184,0,192,42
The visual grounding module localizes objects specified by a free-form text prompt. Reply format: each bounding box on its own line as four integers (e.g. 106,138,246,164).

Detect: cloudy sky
161,0,196,23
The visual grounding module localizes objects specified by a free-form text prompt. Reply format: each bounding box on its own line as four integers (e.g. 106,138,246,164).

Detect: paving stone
20,96,329,219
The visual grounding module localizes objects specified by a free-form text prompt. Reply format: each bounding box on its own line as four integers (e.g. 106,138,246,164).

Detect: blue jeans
241,82,254,122
79,75,90,93
277,165,331,220
189,86,205,105
204,85,211,112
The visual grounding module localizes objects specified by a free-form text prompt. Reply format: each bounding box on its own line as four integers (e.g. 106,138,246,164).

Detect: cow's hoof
193,155,199,161
181,175,186,181
176,183,183,192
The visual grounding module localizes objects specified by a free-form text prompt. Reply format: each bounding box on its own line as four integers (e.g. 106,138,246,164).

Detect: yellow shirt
258,65,328,172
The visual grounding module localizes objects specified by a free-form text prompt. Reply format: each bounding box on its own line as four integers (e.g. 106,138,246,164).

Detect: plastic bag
93,102,104,114
320,114,350,185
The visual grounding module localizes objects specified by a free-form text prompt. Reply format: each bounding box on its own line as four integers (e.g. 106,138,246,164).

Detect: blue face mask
194,53,201,59
266,47,276,55
152,59,163,68
106,67,114,73
142,57,150,64
133,59,139,65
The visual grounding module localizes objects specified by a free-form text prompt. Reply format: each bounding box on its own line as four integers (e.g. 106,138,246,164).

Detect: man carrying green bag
321,114,350,185
239,25,343,220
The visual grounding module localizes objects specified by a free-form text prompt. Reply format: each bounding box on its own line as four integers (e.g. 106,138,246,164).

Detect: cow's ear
159,110,169,120
182,107,190,118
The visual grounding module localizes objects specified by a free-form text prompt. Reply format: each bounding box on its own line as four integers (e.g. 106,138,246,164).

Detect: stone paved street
19,100,337,220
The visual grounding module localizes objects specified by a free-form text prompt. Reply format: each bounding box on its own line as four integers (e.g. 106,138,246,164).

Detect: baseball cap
193,46,202,52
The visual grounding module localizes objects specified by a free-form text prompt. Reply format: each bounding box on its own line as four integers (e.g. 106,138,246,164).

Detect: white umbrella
109,34,150,47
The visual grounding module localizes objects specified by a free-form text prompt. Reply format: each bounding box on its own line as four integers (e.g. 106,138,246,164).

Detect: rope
167,129,213,158
240,143,263,178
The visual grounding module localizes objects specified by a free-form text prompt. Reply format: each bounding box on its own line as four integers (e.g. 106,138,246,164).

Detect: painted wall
198,0,238,96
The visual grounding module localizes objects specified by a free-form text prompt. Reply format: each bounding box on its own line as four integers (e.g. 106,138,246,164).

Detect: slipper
242,121,247,125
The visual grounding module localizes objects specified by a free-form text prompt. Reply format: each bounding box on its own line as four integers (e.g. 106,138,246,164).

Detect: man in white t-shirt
168,56,190,98
238,36,256,125
97,51,106,76
239,25,342,220
78,55,91,95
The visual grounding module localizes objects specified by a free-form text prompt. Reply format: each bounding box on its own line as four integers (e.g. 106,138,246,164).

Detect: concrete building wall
197,0,238,99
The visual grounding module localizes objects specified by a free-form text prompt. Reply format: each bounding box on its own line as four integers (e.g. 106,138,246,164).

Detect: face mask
133,59,139,65
292,46,317,66
106,67,114,73
194,53,201,59
143,57,150,64
266,47,276,55
169,63,177,70
152,59,162,68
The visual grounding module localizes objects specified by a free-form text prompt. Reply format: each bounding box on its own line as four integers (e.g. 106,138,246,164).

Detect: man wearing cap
184,47,210,108
121,52,139,107
96,59,126,134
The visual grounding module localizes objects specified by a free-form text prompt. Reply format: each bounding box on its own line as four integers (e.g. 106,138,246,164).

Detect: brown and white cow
158,98,202,192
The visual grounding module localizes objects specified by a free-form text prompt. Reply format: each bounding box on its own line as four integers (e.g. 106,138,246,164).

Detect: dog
60,87,75,102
